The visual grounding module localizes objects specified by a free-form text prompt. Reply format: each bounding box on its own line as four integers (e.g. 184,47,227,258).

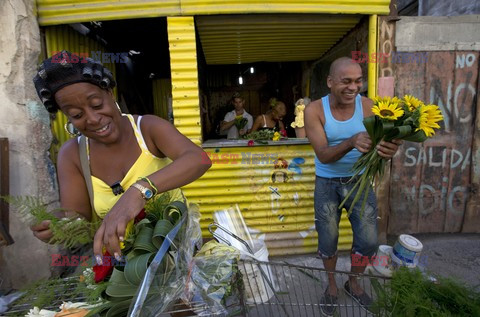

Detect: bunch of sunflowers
234,115,248,131
339,95,443,215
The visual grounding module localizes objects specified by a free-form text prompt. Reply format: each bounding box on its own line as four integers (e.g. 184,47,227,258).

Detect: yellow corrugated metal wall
152,79,171,120
167,17,202,145
182,145,354,256
165,16,356,255
36,0,390,26
45,25,117,161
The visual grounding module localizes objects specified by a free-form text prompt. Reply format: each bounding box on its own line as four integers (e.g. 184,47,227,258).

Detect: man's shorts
314,176,378,258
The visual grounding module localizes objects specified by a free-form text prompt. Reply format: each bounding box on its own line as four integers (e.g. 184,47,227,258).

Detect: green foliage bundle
5,277,91,317
2,196,99,248
243,129,275,140
371,267,480,317
242,129,278,144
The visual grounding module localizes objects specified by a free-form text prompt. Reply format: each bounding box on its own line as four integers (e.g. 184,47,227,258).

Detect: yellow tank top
87,114,184,218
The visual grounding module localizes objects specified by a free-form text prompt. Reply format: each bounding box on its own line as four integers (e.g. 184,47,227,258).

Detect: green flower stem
339,150,382,216
338,175,362,210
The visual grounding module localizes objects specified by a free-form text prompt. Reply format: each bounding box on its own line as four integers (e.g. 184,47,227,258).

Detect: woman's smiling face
55,82,122,143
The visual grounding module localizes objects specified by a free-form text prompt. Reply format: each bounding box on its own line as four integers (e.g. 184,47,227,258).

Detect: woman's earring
64,121,80,137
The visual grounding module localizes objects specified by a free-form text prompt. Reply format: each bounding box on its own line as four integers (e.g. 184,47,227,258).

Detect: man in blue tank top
305,57,401,315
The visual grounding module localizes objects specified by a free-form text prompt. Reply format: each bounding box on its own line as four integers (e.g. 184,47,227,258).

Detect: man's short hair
232,92,244,100
328,57,360,78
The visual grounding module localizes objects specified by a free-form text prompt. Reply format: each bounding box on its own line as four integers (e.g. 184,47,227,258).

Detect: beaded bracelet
138,177,158,196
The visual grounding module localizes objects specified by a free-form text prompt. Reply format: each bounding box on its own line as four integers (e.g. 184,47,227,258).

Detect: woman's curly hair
33,50,116,113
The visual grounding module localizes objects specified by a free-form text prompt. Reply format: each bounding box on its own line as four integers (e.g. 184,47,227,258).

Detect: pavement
260,233,480,316
394,233,480,288
272,233,480,288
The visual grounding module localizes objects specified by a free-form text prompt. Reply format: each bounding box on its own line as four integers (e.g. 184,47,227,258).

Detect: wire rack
237,259,389,317
3,276,87,316
4,259,389,317
146,259,390,317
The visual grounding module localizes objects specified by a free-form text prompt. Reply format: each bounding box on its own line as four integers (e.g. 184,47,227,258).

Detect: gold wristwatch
131,183,154,201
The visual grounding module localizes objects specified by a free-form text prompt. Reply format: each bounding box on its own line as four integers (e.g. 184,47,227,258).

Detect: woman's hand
376,139,403,159
93,187,145,263
30,220,53,243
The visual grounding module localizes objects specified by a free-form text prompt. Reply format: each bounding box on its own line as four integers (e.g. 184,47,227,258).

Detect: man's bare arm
220,119,235,132
305,101,369,164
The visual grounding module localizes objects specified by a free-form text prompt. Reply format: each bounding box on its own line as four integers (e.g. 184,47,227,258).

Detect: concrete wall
396,15,480,51
0,0,59,290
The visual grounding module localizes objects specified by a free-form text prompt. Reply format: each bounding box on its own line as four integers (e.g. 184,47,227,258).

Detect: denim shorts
314,176,378,258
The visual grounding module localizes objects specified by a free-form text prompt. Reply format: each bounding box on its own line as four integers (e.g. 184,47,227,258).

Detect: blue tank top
315,94,365,178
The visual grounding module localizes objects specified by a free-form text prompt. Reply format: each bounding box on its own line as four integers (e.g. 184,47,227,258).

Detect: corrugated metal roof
36,0,390,26
196,14,362,64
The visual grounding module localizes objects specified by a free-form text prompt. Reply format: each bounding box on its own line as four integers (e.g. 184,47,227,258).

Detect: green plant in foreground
2,195,99,248
371,267,480,317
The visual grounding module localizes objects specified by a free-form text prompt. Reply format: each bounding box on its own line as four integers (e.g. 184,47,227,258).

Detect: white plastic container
373,245,394,277
391,234,423,268
239,241,276,304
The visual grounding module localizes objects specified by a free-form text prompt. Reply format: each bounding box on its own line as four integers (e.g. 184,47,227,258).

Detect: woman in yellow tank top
31,51,211,261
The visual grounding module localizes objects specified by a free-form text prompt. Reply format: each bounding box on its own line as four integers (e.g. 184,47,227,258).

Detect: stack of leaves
371,267,480,316
339,95,444,216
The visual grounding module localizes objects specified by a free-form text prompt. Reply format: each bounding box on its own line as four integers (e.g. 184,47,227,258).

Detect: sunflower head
374,96,401,105
372,100,404,121
403,95,424,112
415,104,443,137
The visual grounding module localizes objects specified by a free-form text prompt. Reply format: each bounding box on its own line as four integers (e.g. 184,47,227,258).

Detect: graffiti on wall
389,51,478,234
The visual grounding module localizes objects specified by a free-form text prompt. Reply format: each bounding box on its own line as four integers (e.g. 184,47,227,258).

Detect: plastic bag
182,241,244,316
211,206,277,304
125,201,203,317
213,205,254,253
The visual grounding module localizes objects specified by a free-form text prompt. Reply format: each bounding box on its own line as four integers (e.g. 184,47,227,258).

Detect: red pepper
93,209,146,283
135,208,146,223
93,251,114,283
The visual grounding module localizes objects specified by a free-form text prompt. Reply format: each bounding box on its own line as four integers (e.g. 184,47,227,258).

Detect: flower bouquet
338,95,444,215
234,115,248,132
243,129,287,145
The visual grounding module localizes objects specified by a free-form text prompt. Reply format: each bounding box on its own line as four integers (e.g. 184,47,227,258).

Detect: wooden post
0,138,13,246
375,16,396,243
